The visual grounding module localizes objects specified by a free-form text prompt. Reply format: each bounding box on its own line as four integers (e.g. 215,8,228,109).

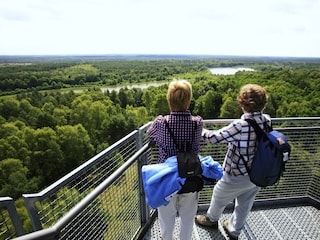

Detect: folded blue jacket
142,155,222,209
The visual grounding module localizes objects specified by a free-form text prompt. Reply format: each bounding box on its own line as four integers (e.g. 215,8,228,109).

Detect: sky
1,0,320,58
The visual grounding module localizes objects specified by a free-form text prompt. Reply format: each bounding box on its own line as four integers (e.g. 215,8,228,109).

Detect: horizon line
0,54,319,59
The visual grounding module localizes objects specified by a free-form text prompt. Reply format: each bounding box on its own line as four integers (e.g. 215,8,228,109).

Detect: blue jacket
142,156,185,209
200,155,223,180
142,155,222,209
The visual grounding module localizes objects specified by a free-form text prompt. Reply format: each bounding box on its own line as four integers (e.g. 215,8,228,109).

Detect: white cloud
0,0,319,57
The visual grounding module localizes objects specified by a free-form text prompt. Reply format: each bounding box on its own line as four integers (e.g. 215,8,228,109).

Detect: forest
0,55,320,233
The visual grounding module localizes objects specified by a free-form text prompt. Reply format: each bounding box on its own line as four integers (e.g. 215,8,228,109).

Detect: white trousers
158,192,198,240
207,173,260,237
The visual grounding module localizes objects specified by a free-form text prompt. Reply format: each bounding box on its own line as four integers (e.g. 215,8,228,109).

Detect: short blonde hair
166,79,192,112
237,84,267,112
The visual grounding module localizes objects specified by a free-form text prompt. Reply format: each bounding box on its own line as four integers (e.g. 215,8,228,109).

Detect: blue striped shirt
202,112,271,176
147,111,203,163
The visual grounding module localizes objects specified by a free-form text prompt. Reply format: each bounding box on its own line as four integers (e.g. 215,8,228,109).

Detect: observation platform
1,118,320,240
144,200,320,239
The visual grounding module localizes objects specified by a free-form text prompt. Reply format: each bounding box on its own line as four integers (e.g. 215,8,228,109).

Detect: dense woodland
0,56,320,233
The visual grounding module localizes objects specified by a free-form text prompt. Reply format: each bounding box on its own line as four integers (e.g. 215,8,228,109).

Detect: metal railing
0,197,25,239
1,117,320,240
198,118,320,205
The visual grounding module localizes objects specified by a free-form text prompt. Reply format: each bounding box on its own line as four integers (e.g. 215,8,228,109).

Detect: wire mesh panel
0,207,15,240
140,119,320,207
198,119,320,205
23,131,140,231
57,160,142,240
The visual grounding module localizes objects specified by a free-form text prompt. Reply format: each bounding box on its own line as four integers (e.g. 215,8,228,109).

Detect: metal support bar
137,125,150,228
0,197,25,236
22,195,43,231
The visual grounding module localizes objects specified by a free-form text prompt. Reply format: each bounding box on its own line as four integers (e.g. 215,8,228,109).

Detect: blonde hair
166,79,192,112
237,84,267,112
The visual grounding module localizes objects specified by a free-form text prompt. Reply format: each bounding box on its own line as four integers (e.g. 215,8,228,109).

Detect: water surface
210,67,255,75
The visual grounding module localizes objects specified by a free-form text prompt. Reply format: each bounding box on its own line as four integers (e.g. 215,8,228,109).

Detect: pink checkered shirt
147,111,203,163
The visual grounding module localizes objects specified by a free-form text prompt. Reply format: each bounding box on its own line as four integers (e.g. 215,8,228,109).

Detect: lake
210,67,255,75
101,67,255,92
74,67,255,93
100,82,167,92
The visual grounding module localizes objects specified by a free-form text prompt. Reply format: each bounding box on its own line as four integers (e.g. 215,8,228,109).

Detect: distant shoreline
1,54,319,64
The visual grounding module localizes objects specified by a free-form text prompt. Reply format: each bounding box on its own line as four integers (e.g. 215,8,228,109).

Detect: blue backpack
243,119,291,187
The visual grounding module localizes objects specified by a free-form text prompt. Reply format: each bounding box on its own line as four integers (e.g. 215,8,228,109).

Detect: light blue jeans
158,192,198,240
207,173,260,237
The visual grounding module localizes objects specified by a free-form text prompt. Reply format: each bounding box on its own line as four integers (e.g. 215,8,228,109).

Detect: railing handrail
274,126,320,131
202,116,320,124
14,143,150,240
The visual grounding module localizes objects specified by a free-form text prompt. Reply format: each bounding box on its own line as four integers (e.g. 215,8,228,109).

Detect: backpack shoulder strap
244,119,264,140
242,119,262,173
164,119,196,152
164,119,181,151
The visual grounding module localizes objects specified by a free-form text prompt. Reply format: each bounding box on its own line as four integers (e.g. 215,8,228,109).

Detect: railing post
137,125,150,226
0,197,25,236
22,194,43,231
